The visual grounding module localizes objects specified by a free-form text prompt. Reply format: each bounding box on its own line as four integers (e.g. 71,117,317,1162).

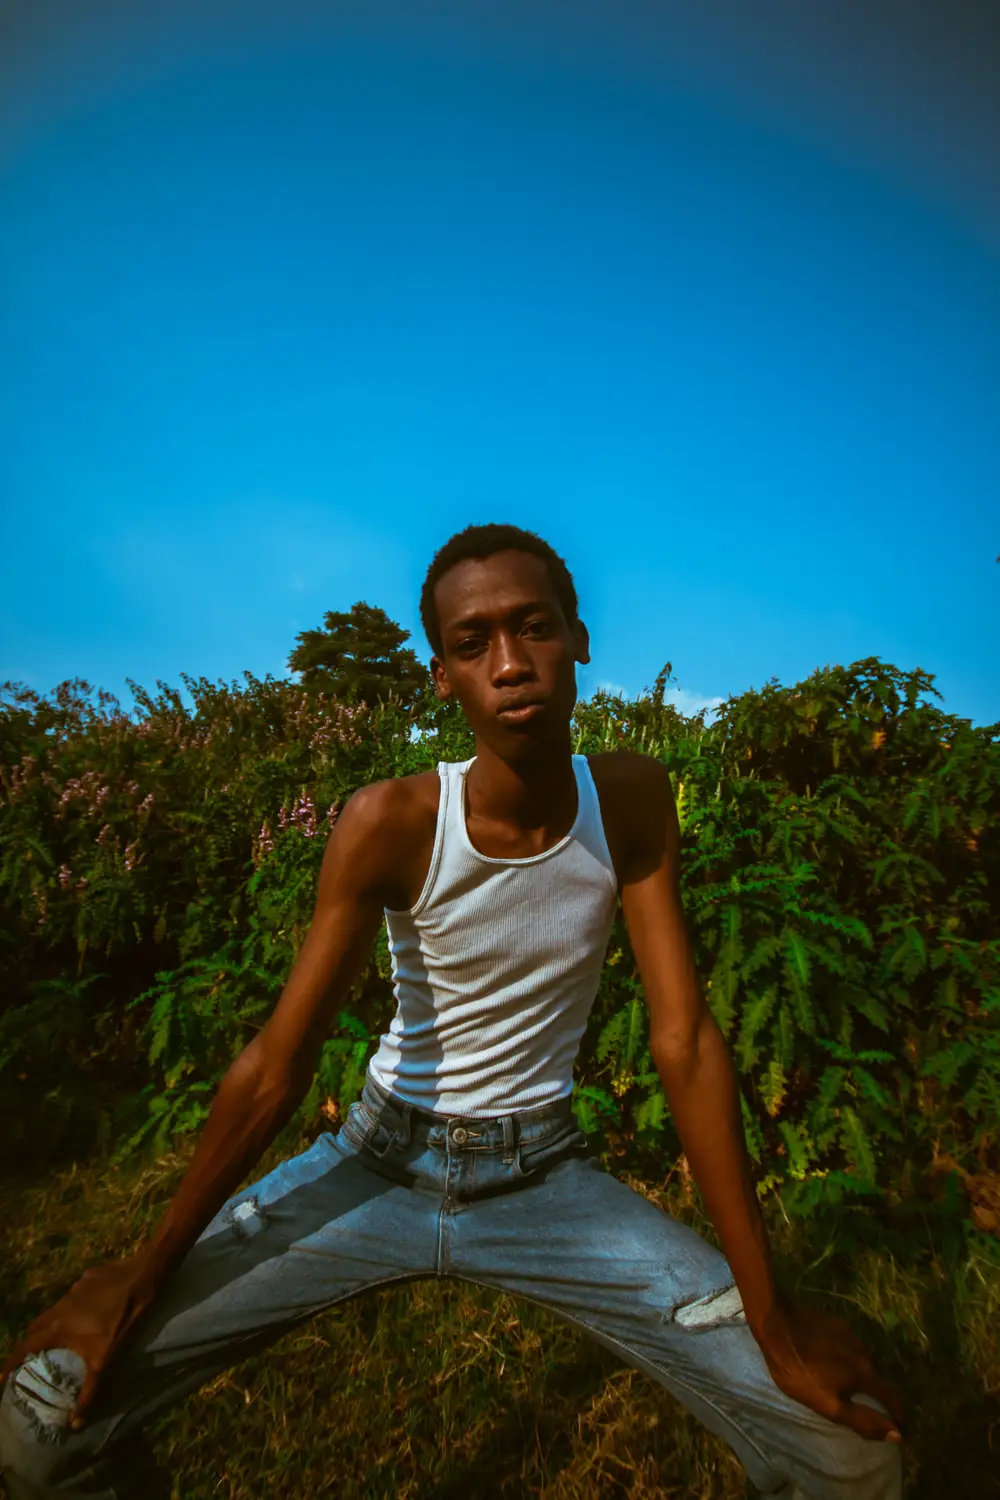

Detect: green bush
1,653,997,1261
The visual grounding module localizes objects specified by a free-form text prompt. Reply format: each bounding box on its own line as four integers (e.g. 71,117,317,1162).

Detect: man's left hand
754,1297,906,1445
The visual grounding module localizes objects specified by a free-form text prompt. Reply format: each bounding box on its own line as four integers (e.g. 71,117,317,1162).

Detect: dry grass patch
3,1130,1000,1497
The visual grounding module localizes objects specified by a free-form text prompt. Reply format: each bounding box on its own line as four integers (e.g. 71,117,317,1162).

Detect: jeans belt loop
397,1100,413,1148
501,1113,517,1166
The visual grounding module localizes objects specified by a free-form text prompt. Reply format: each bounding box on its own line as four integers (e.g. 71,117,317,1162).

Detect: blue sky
2,2,998,731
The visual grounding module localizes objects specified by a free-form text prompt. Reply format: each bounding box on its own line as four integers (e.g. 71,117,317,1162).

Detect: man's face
429,549,590,753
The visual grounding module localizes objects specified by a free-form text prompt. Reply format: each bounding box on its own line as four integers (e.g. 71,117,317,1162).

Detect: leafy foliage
1,640,998,1254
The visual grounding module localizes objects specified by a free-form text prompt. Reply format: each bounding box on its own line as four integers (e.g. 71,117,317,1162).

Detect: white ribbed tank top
367,753,620,1116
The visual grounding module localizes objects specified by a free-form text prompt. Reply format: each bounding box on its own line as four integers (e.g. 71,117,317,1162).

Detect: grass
2,1123,999,1499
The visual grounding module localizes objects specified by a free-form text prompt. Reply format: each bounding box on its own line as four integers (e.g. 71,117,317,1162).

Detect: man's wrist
127,1243,167,1309
746,1293,796,1356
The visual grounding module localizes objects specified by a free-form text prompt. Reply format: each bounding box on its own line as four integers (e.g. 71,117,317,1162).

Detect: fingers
855,1367,906,1433
834,1392,903,1445
816,1318,906,1436
71,1359,102,1428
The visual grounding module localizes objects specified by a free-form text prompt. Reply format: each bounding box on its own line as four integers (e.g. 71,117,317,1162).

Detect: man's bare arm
0,781,402,1415
130,779,398,1300
618,754,781,1335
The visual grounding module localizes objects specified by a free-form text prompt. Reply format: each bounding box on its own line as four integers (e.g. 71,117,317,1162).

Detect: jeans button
452,1126,468,1144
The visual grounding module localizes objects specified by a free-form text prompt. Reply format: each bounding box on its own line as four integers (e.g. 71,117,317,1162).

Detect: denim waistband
359,1067,578,1154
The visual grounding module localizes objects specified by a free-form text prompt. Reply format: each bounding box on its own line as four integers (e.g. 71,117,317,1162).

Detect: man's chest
387,752,641,913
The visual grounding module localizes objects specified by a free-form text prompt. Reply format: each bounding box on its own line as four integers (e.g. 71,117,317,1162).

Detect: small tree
287,602,433,713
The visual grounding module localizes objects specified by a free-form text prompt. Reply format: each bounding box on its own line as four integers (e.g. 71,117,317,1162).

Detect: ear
571,619,591,667
429,654,452,702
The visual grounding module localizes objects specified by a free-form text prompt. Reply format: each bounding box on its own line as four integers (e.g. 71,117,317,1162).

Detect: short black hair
420,523,580,660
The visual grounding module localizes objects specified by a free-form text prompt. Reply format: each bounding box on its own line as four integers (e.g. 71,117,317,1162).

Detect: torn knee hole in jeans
7,1350,87,1443
225,1194,270,1240
670,1282,747,1331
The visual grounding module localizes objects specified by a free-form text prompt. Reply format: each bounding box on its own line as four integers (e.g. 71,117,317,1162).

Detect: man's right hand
0,1254,155,1429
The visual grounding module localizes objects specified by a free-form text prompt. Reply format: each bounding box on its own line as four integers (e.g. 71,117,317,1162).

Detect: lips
498,701,546,724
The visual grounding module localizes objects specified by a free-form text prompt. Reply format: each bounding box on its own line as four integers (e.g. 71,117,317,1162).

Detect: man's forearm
131,1049,306,1304
653,1014,782,1338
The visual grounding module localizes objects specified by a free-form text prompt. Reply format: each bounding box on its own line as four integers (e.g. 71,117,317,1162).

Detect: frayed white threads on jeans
8,1349,87,1444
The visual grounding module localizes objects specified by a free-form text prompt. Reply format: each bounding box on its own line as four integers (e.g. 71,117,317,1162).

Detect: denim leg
3,1076,905,1500
445,1153,902,1500
1,1128,441,1499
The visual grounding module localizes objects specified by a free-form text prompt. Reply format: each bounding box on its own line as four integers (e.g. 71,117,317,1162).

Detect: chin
505,724,568,751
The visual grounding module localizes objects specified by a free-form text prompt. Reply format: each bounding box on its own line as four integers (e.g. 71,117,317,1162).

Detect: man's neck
466,739,577,833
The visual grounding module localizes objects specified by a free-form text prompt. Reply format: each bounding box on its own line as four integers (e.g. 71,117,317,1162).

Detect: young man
1,524,904,1499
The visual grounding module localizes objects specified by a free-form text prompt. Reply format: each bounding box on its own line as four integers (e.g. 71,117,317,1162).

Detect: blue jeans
1,1069,902,1498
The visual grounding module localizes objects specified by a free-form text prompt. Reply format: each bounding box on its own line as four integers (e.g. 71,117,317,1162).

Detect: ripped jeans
1,1068,902,1499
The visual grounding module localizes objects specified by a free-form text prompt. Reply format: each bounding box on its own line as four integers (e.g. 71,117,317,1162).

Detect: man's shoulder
587,751,673,883
587,748,668,789
333,772,439,913
363,768,441,846
371,753,663,813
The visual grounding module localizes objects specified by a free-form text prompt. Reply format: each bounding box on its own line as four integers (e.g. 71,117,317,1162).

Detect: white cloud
586,679,724,722
667,688,726,722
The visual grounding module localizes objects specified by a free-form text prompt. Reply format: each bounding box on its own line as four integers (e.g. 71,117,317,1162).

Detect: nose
491,631,537,679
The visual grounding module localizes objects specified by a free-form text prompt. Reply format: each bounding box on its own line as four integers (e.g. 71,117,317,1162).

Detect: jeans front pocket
513,1124,592,1180
338,1100,400,1158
